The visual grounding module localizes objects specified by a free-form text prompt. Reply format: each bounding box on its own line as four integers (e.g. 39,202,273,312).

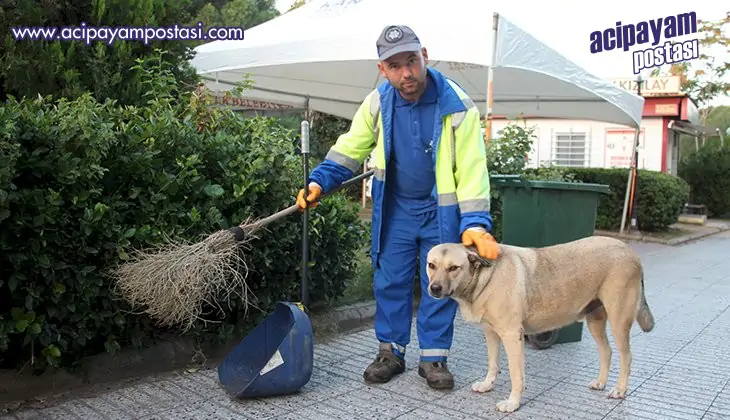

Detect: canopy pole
619,128,641,234
619,75,643,235
484,12,499,147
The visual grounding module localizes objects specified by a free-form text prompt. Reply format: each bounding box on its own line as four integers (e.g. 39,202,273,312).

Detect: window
551,131,589,167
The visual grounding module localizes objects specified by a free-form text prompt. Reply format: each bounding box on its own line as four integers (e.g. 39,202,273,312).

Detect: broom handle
242,169,375,231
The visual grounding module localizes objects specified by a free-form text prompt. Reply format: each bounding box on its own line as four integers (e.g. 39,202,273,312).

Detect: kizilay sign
611,75,682,96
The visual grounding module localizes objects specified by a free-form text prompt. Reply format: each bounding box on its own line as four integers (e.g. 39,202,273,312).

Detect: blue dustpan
216,122,373,399
218,121,318,399
217,301,313,398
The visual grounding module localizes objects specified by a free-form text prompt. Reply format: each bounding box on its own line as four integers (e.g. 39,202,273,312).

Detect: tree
288,0,307,11
220,0,279,28
1,0,200,105
191,3,221,28
650,11,730,123
707,105,730,135
1,0,282,105
188,0,280,38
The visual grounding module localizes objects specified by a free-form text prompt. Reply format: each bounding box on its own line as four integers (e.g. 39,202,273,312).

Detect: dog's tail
636,271,655,332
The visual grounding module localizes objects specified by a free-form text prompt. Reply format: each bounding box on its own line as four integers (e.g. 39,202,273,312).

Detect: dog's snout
430,283,442,294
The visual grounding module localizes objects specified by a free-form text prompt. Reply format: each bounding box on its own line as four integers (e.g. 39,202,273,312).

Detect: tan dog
425,236,655,413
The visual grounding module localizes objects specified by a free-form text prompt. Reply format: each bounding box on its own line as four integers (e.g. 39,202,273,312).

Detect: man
296,24,500,390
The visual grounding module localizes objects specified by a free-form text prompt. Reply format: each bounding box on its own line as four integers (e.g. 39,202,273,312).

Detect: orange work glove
461,229,501,260
296,184,322,211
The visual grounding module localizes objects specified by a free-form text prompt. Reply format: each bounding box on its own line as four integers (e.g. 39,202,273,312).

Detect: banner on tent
207,92,297,112
448,62,485,71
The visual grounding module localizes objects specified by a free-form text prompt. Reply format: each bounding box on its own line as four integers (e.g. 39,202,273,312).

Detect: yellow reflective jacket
308,67,492,265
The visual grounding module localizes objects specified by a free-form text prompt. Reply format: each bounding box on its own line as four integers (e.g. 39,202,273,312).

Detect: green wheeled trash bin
490,174,610,350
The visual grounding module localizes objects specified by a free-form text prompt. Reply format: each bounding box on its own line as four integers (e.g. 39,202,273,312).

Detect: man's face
377,47,429,97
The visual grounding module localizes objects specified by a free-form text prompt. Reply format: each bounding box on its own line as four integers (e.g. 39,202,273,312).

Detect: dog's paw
588,379,606,390
607,387,627,399
471,379,495,393
495,399,520,413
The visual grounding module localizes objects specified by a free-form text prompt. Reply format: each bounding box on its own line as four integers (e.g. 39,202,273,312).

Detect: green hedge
0,81,367,371
678,146,730,217
519,167,689,232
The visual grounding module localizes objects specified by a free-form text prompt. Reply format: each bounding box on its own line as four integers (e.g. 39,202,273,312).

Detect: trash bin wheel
526,330,559,350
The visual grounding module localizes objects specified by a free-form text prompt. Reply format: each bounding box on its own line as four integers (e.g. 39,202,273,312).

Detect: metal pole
629,141,639,232
619,75,643,235
717,128,724,149
300,120,310,309
484,12,499,146
627,79,643,233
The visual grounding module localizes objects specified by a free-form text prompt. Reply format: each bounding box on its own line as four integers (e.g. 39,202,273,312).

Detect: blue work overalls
373,73,459,363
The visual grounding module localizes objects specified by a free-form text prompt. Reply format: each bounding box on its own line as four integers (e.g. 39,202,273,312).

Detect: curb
594,225,730,246
663,225,730,245
0,297,388,411
312,300,377,332
0,334,233,411
309,297,421,341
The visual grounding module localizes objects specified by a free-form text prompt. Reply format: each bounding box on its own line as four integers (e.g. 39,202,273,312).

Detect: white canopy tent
190,0,644,128
190,0,646,235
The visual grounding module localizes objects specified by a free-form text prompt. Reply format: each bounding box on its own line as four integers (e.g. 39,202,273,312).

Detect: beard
399,77,421,94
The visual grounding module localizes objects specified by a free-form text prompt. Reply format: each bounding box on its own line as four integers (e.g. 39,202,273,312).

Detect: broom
113,123,374,332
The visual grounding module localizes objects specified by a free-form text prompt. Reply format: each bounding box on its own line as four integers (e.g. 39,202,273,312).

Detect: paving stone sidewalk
4,232,730,420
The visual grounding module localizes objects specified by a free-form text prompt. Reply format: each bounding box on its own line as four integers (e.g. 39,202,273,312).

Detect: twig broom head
112,221,263,332
111,171,372,331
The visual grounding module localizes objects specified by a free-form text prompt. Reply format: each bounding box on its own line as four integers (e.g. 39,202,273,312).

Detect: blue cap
376,25,422,61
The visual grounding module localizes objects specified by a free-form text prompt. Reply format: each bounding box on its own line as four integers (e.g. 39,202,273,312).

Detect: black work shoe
418,361,454,390
363,343,406,384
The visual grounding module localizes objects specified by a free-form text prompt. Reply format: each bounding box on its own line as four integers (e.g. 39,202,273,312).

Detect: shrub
308,111,364,202
0,54,368,372
528,167,690,232
486,120,536,176
678,145,730,217
485,119,541,241
522,165,580,183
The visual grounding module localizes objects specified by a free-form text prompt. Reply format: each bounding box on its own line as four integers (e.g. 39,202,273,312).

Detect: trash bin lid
490,174,610,194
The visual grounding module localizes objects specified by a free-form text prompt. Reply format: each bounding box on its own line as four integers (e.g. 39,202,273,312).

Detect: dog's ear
465,246,492,270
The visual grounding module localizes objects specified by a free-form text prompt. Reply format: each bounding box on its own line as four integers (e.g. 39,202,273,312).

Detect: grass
336,246,374,306
642,226,695,239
